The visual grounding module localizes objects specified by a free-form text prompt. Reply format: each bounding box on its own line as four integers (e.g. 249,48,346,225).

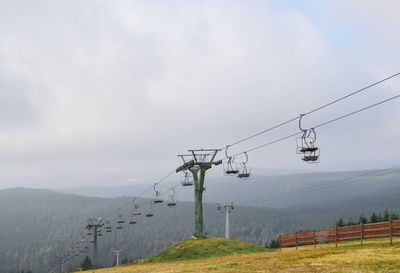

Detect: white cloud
0,1,398,183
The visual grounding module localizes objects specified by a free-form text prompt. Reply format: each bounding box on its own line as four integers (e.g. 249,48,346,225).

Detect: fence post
335,225,338,248
313,230,316,249
390,218,393,246
295,232,298,250
360,223,363,246
279,235,281,252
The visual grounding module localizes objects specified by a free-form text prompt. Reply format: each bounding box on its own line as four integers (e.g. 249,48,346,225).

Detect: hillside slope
147,237,268,262
80,238,400,272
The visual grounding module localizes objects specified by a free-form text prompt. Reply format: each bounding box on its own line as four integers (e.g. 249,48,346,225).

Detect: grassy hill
147,237,268,262
80,238,400,272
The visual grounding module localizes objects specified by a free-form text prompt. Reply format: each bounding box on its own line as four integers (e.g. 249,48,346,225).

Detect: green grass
146,237,269,263
78,237,400,273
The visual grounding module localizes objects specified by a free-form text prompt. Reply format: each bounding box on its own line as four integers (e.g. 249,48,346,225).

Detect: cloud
0,1,398,183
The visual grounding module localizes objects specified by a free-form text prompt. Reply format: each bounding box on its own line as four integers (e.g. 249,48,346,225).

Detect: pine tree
81,256,93,270
370,212,380,223
358,215,368,224
346,218,357,226
384,209,390,221
336,218,345,227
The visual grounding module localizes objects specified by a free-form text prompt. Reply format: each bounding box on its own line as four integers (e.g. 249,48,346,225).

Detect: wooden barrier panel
280,220,400,249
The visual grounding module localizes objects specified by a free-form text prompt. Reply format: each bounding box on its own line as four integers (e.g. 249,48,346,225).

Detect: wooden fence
280,219,400,249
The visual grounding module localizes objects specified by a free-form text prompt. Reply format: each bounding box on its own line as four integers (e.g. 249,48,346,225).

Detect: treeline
336,209,400,227
2,188,400,272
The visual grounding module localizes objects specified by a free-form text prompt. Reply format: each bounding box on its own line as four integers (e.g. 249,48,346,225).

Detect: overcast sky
0,0,399,188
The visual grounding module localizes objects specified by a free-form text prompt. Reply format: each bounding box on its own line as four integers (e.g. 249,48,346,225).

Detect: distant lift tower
177,149,222,238
56,254,64,273
218,202,234,239
112,249,123,267
86,217,104,269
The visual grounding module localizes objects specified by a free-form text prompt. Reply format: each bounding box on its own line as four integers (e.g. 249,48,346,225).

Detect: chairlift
87,233,92,236
129,217,137,224
224,145,239,175
132,200,142,216
105,221,112,231
237,152,251,179
153,184,164,203
116,209,125,230
181,171,194,186
296,114,320,163
145,202,154,217
167,188,177,207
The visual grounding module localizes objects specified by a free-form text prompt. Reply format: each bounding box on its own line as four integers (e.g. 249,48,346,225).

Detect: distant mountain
59,168,400,208
1,168,400,272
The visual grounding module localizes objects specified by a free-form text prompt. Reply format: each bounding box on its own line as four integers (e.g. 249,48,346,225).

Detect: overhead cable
227,72,400,148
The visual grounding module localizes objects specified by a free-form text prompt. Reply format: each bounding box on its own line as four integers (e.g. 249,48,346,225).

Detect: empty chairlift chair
224,145,239,175
167,188,177,207
181,171,194,186
116,209,125,230
105,221,112,233
153,184,164,203
145,202,154,217
132,200,142,216
129,216,137,225
296,114,320,163
237,152,251,179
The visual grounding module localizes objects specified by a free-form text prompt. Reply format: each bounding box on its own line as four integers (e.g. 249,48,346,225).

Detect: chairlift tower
218,203,234,239
56,254,64,273
112,249,123,267
177,149,222,238
86,217,104,269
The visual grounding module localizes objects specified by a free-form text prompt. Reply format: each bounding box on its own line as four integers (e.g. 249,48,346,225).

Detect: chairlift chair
224,145,239,175
153,184,164,203
167,188,177,207
132,202,142,216
145,202,154,217
129,218,137,224
116,209,125,230
181,171,194,186
296,115,320,163
237,152,251,179
145,211,154,217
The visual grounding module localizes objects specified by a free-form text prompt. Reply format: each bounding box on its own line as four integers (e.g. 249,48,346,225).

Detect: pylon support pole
218,202,234,239
177,149,222,239
86,217,104,269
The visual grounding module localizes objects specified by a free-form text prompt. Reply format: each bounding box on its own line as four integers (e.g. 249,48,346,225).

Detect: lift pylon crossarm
176,158,195,173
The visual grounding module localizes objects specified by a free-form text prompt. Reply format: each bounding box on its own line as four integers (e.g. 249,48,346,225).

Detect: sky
0,0,399,188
